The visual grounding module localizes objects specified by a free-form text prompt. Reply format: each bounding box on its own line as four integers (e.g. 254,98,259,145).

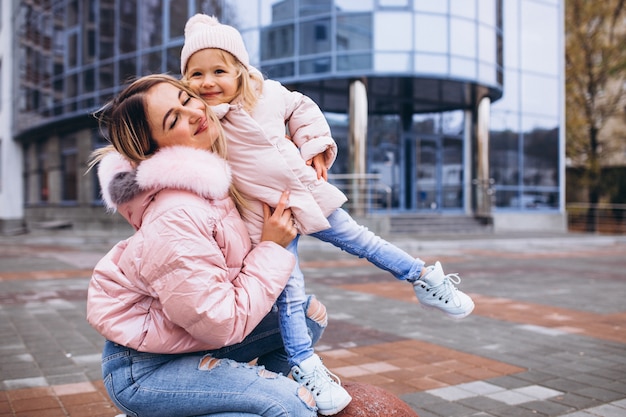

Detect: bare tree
565,0,626,231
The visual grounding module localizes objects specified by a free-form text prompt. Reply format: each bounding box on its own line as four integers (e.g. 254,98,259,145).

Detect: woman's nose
186,105,205,122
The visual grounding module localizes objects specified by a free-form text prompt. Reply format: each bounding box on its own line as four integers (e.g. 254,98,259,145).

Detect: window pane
450,0,476,19
336,0,375,12
261,0,294,24
415,14,447,53
169,0,188,39
374,12,411,51
300,57,331,74
450,17,476,58
337,13,372,51
300,0,332,16
141,51,162,75
414,0,448,13
523,121,558,187
261,24,294,59
374,52,411,72
300,18,331,55
120,0,137,53
140,1,163,47
337,53,372,71
521,73,558,118
520,1,558,74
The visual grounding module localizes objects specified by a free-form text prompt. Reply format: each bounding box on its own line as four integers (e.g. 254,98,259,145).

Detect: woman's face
185,48,239,106
145,82,220,151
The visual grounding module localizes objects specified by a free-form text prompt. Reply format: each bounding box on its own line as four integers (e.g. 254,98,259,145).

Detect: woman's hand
260,191,297,247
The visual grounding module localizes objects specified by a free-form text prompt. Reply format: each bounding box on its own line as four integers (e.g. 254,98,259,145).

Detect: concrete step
389,214,493,235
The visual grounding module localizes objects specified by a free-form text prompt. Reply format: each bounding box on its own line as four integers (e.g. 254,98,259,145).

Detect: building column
474,96,493,218
348,79,368,216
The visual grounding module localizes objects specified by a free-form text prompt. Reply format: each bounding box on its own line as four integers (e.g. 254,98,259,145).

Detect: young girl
180,14,475,415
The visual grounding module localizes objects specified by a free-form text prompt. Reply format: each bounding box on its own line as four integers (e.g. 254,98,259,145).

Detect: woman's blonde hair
182,49,264,113
89,73,247,209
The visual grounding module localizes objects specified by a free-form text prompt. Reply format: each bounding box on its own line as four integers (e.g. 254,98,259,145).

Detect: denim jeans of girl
101,298,323,417
277,207,425,367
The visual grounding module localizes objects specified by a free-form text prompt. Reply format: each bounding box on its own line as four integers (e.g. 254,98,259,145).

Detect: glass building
0,0,565,234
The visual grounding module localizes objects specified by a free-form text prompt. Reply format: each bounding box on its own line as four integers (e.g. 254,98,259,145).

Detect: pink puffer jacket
213,79,347,244
86,146,295,353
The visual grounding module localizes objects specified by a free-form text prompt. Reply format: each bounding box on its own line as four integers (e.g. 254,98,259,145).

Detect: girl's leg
101,341,317,417
277,235,314,367
275,238,353,415
256,295,327,375
311,208,424,281
210,295,327,375
312,208,475,319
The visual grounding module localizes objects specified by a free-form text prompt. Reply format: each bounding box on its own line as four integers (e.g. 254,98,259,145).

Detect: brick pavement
0,231,625,417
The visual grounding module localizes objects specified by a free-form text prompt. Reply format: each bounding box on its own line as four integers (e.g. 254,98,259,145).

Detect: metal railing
327,173,392,215
566,203,626,234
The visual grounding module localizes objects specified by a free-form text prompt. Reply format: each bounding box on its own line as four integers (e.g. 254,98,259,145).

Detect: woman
86,74,322,417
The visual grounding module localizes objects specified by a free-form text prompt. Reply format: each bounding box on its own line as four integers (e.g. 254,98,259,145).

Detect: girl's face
185,49,239,106
145,82,220,151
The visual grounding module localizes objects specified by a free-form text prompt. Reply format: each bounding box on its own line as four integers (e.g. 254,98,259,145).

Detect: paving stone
2,233,626,417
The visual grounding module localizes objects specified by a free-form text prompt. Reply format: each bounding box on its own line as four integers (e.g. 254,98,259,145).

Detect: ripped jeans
101,296,325,417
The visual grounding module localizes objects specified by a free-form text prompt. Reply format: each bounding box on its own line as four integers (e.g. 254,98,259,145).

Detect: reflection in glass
261,24,294,60
140,1,162,48
300,19,331,55
169,0,187,39
523,125,558,187
300,0,332,16
521,73,558,118
337,53,372,71
300,57,331,74
520,0,558,74
337,13,372,51
442,137,463,208
417,139,437,209
490,128,520,186
141,51,162,75
119,0,137,54
336,0,375,11
261,0,294,24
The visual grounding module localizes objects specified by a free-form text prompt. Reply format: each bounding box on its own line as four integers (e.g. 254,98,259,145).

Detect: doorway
408,134,464,212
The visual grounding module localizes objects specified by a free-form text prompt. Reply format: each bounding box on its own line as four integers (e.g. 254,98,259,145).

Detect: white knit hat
180,14,250,75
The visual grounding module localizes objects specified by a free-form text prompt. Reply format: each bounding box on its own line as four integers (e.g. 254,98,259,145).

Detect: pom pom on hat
180,14,250,75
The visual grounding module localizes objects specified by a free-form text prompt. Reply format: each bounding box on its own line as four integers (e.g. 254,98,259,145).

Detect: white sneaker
291,354,352,415
412,261,475,319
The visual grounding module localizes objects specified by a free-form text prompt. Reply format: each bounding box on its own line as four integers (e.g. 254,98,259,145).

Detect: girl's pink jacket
213,78,348,244
86,146,295,353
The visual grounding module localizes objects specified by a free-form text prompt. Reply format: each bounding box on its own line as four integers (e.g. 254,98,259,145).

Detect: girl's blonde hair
183,49,264,113
89,73,247,209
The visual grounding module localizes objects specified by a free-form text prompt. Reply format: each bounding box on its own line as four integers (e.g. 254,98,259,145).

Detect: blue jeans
277,207,424,367
101,299,323,417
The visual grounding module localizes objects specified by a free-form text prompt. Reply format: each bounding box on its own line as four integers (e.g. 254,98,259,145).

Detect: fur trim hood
98,146,232,212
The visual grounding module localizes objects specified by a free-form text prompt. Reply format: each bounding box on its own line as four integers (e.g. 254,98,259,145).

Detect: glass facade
12,0,564,231
490,0,561,210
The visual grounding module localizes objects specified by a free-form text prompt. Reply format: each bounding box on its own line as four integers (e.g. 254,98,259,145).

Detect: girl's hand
260,191,297,247
306,153,328,180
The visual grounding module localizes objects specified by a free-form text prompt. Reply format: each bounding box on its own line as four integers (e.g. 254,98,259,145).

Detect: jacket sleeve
273,81,339,169
142,206,295,348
